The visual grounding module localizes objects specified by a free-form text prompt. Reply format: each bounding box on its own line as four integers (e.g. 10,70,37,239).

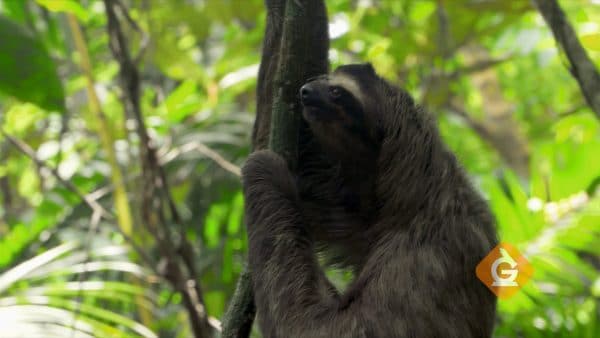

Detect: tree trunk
222,1,329,337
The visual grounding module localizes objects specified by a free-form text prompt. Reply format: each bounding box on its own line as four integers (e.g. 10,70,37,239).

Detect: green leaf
0,16,65,111
580,33,600,51
160,80,202,122
204,203,227,248
35,0,90,22
226,192,244,235
3,103,45,135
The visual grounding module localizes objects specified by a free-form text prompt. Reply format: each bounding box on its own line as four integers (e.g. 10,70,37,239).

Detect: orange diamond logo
476,242,534,299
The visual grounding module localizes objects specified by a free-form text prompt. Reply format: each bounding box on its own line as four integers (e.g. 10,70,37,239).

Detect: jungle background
0,0,599,337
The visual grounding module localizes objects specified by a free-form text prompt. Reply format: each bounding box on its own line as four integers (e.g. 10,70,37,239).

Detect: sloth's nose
300,83,318,105
300,83,314,99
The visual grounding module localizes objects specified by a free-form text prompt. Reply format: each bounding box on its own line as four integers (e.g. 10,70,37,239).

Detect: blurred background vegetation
0,0,598,337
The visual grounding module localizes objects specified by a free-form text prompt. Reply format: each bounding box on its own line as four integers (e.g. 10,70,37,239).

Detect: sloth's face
300,64,381,161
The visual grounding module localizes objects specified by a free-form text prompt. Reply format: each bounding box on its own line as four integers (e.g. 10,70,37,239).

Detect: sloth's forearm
246,196,336,306
244,191,342,333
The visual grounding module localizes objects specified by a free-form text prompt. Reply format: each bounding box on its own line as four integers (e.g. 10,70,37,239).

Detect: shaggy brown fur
242,63,498,337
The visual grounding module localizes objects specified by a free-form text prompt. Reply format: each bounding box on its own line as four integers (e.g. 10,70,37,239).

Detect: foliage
0,0,598,337
0,239,156,338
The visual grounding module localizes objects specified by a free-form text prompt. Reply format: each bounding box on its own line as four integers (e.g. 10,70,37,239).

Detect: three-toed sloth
242,64,498,338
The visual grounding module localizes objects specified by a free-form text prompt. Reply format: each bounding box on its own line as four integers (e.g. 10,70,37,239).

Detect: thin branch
67,12,136,235
447,56,512,80
161,141,241,177
103,1,212,336
533,0,600,119
445,103,494,142
113,0,149,64
1,129,158,277
1,129,111,219
435,0,451,60
3,129,158,310
557,104,586,118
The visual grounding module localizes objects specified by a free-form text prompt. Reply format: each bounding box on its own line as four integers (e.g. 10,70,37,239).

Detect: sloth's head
300,63,385,162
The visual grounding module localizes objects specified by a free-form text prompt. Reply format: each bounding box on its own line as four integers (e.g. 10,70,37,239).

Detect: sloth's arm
242,151,357,337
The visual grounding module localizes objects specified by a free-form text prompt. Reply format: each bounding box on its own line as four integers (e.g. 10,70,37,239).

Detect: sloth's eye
329,86,342,99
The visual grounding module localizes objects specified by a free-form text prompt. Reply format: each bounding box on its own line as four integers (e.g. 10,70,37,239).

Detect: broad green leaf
17,165,41,205
160,80,202,122
204,203,227,248
553,112,599,143
0,16,64,111
226,192,244,235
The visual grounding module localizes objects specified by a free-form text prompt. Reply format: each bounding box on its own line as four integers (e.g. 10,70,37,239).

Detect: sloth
242,63,498,338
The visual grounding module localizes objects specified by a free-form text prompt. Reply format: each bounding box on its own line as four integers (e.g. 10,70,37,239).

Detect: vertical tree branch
67,12,154,325
267,0,309,166
102,1,212,337
221,267,256,338
66,14,134,237
222,0,329,337
251,0,286,151
533,0,600,119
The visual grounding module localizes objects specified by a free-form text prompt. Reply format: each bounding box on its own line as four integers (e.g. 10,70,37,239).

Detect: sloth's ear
364,62,376,73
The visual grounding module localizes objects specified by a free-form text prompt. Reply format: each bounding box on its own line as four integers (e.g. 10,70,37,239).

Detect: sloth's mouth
302,105,337,123
301,106,321,122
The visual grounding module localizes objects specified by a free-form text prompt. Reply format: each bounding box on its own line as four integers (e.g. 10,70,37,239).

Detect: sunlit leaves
2,103,45,135
151,33,206,80
553,112,599,143
494,195,600,337
581,34,600,51
35,0,89,22
203,191,244,249
158,80,203,122
0,201,63,270
0,241,157,338
530,140,600,200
